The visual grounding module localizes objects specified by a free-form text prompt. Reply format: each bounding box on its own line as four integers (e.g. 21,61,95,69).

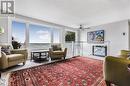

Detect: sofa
49,44,67,60
0,45,28,69
104,56,130,86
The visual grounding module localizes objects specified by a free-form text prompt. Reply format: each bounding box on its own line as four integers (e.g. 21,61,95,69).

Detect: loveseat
0,45,28,69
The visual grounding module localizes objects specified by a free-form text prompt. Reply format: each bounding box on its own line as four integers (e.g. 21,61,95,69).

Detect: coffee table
31,49,49,62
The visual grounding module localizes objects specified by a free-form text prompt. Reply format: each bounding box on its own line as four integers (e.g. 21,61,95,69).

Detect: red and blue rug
8,57,106,86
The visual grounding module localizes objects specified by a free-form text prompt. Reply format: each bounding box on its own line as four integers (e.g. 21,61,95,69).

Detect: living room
0,0,130,86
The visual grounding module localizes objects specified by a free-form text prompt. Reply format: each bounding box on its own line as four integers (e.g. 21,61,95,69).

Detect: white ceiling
15,0,130,28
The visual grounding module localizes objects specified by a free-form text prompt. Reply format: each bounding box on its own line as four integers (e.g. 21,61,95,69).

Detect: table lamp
0,27,4,34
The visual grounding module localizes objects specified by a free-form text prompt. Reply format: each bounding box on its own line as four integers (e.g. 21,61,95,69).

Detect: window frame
11,19,62,48
29,24,52,43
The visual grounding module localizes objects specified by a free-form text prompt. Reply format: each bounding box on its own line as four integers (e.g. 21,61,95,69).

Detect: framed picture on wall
65,31,75,42
87,30,104,43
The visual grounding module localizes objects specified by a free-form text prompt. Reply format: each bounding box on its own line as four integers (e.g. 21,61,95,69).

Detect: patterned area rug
8,57,106,86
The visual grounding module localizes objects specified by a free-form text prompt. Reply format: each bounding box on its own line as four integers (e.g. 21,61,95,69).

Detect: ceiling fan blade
78,24,90,30
84,27,90,29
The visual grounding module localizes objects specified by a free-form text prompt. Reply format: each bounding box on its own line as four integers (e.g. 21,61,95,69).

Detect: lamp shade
0,27,4,34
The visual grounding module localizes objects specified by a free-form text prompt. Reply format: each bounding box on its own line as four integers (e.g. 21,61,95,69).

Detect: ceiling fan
78,24,90,30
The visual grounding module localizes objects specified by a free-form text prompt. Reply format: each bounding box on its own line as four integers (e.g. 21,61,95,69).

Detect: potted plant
12,37,21,49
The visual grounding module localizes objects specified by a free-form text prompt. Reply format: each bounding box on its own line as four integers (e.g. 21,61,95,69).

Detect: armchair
104,56,130,86
49,44,67,60
120,50,130,58
0,45,28,69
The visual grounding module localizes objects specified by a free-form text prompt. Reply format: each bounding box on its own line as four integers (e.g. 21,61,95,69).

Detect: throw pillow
1,46,11,55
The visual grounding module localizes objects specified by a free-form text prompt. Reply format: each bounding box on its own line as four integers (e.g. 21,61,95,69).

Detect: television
92,45,107,57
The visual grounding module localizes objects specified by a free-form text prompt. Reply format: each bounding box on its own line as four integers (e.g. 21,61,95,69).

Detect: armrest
64,48,67,53
64,48,67,57
49,48,53,55
11,49,28,60
0,52,8,69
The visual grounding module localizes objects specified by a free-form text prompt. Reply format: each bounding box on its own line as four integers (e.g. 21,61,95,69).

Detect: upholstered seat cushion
52,51,64,55
7,54,24,62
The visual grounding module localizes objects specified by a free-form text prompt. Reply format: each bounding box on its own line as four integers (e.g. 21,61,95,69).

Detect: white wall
80,20,129,56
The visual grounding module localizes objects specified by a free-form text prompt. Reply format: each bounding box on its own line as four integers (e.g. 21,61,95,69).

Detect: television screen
92,45,107,57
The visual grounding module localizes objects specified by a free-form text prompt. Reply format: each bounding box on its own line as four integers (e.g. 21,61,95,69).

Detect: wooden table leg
31,52,32,61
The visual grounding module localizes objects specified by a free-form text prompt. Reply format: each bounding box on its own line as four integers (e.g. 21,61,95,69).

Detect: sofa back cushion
121,50,130,58
51,44,62,51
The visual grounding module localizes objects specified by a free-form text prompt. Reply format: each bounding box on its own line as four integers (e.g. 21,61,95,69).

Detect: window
29,24,51,43
12,21,26,43
12,21,61,50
